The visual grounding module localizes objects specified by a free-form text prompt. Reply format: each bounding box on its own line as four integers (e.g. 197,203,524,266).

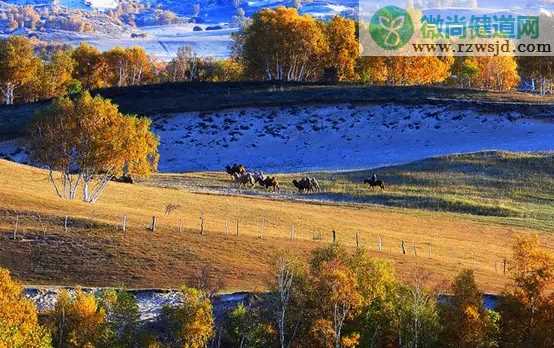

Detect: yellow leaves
509,235,554,301
29,92,159,202
166,286,214,348
241,7,328,80
325,16,359,80
357,56,453,85
47,289,108,348
0,268,51,348
468,56,520,91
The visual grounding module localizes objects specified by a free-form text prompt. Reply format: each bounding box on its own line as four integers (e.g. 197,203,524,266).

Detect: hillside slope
0,157,552,292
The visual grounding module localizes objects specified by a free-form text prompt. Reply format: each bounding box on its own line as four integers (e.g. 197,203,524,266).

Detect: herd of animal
225,163,385,193
225,164,280,192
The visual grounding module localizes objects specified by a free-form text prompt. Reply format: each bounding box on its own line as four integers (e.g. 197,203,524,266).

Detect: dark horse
363,178,385,190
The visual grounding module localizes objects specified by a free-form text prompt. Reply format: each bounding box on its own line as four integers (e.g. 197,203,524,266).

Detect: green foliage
224,304,272,348
98,289,141,348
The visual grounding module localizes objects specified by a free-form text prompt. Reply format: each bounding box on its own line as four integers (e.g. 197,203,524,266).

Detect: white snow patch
150,103,554,172
3,103,554,173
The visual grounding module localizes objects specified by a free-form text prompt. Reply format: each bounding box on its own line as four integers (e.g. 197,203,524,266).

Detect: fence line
0,210,505,275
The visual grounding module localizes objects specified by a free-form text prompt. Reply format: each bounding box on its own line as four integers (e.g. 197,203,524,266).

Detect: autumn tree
166,46,200,82
211,59,244,81
310,259,362,348
46,289,109,348
30,49,76,101
269,253,309,348
162,286,214,348
0,268,51,348
469,56,520,91
517,56,554,95
71,43,108,90
357,57,388,85
124,46,155,85
439,269,498,348
102,47,130,87
29,92,159,203
324,16,358,81
236,7,328,81
397,272,441,348
498,236,554,347
356,56,453,86
0,36,41,104
103,46,154,87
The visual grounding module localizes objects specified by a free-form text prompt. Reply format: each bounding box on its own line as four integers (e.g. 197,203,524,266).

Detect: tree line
2,235,554,347
3,7,554,105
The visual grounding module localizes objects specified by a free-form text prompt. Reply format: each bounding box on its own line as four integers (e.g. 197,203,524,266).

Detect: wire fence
0,209,510,277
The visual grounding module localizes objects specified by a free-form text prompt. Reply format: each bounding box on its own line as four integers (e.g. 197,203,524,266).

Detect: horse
363,178,385,190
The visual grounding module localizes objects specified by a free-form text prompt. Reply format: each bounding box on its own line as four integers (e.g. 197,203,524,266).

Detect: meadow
1,151,553,293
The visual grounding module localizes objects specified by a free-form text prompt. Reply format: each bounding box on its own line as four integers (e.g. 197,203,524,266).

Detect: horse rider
371,173,377,183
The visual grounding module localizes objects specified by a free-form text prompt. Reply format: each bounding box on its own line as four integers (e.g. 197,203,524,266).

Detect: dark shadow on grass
306,192,521,217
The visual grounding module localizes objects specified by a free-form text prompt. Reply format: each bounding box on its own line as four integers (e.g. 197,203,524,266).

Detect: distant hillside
2,82,554,141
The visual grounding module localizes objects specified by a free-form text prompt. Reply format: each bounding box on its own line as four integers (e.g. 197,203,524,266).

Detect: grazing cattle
225,163,246,177
233,172,255,188
261,176,280,192
364,177,385,190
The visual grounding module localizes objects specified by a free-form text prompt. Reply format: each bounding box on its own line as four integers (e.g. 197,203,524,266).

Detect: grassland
1,151,553,293
147,151,554,231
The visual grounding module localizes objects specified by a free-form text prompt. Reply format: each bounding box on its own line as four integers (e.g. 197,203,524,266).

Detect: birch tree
29,92,159,203
0,36,41,105
237,7,328,81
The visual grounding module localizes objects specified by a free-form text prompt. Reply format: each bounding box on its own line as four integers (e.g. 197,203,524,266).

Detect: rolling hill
1,151,553,293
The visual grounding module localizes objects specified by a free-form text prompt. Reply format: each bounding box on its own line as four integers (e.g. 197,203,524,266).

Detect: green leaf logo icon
370,6,414,50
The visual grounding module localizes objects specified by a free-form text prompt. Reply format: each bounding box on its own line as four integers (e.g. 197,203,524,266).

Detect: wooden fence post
200,213,205,235
13,215,19,240
122,216,127,233
258,218,265,239
290,225,295,240
401,240,406,255
39,215,46,238
64,216,68,233
332,230,336,243
413,242,417,256
224,220,229,236
428,242,431,258
378,235,382,252
178,219,182,233
151,216,157,232
236,219,239,237
503,258,507,275
356,232,359,248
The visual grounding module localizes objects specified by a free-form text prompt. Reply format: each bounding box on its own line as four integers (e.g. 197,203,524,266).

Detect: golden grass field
1,152,553,293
